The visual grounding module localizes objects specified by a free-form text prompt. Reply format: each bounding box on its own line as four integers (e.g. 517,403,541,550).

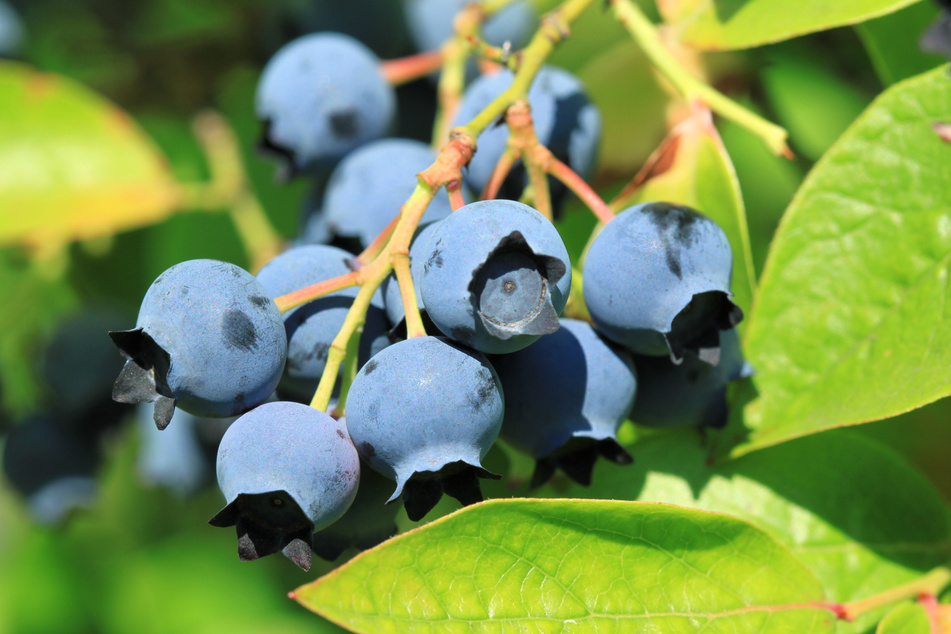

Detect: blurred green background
0,0,948,632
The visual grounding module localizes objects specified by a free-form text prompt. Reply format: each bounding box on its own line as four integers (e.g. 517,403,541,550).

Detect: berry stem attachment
380,50,445,85
274,271,360,314
608,0,791,157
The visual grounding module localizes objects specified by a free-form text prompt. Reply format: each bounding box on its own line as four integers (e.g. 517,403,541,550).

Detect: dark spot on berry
336,429,347,440
329,110,359,139
425,248,444,274
222,310,259,352
665,247,683,279
249,295,272,310
358,441,376,458
363,359,378,375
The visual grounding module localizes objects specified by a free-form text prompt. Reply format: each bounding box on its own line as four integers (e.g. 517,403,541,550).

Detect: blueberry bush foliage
1,0,951,632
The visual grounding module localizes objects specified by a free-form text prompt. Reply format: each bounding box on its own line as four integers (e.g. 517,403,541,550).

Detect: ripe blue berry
491,318,637,487
210,401,360,570
582,202,743,364
110,260,287,430
255,245,390,402
256,32,396,177
323,139,467,247
629,328,752,429
345,336,504,521
453,66,600,205
419,200,571,354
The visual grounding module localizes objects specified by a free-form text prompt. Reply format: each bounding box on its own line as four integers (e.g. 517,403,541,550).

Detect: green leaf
539,430,951,634
875,602,931,633
294,499,836,633
732,65,951,458
856,2,945,86
668,0,919,51
611,107,757,320
0,62,180,254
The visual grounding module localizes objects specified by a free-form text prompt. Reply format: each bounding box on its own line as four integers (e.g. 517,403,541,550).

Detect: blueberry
110,259,287,430
345,336,504,521
419,200,571,354
311,463,401,561
256,32,396,177
582,202,743,364
135,402,213,498
323,139,468,248
2,415,99,524
491,318,637,487
255,245,390,402
0,1,24,58
453,66,600,210
629,328,753,429
209,401,360,570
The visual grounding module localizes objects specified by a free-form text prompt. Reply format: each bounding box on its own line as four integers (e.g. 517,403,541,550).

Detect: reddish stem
546,157,614,224
447,181,466,210
481,148,518,200
380,50,444,85
274,271,360,313
357,214,400,267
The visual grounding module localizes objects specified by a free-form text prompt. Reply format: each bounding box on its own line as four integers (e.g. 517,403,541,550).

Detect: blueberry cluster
6,13,750,571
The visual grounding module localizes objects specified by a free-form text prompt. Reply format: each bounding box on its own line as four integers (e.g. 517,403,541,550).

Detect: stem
392,252,427,338
840,567,951,622
546,157,614,223
465,35,521,71
608,0,791,157
455,0,599,139
380,50,444,85
332,328,362,416
481,147,519,200
274,271,360,314
191,110,284,269
357,214,399,267
447,181,466,210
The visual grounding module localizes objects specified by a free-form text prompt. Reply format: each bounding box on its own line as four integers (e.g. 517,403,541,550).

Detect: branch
608,0,791,157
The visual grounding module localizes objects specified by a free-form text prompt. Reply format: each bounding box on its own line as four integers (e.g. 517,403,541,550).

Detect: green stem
456,0,599,139
841,567,951,622
609,0,790,157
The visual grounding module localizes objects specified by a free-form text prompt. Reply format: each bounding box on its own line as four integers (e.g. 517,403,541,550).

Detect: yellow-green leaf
731,66,951,458
668,0,919,51
294,498,837,633
0,62,180,253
